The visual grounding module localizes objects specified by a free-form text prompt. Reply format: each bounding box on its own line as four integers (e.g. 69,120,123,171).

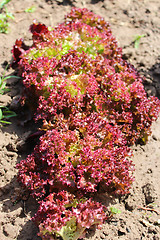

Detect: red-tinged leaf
12,38,29,65
30,22,49,35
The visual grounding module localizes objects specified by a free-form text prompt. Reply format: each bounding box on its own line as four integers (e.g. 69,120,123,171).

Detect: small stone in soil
100,232,106,239
125,195,136,211
142,183,157,204
148,226,157,234
16,140,28,153
154,68,160,75
111,221,118,226
6,142,17,152
118,229,126,236
10,95,21,111
0,95,12,107
147,168,153,174
126,227,131,233
152,134,158,141
146,85,157,96
153,236,160,240
3,223,17,238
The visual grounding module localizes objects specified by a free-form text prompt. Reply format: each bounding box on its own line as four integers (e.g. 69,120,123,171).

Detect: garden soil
0,0,160,239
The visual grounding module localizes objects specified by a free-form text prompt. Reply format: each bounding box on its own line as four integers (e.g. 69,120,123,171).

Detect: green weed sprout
0,106,16,125
0,0,14,33
0,68,20,94
0,68,19,125
110,207,121,215
25,5,36,13
133,34,145,49
0,0,11,9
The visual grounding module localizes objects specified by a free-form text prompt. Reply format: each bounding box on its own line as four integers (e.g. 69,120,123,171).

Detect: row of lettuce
12,8,160,240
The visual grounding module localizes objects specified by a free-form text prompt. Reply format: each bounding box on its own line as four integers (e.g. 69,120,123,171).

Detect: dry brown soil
0,0,160,239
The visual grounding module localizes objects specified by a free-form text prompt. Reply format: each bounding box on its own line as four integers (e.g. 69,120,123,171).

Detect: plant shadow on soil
138,59,160,100
0,76,44,239
1,178,40,239
0,119,42,239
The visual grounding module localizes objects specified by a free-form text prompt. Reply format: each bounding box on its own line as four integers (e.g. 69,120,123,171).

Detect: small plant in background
25,5,36,13
12,7,160,240
0,67,20,94
0,67,18,125
0,0,14,33
133,34,145,49
0,0,11,8
0,106,16,125
110,207,121,215
0,71,9,94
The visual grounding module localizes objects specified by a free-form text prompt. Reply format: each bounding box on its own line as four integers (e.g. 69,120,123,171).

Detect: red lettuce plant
13,7,160,240
33,191,106,240
17,126,133,198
